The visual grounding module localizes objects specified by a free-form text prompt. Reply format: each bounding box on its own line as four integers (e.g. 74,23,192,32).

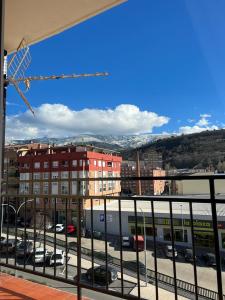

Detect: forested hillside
122,129,225,170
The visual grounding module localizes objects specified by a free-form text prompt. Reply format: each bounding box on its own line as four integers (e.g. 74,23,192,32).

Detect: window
52,161,58,168
102,161,106,167
72,160,77,167
71,171,77,178
86,160,89,166
94,160,97,166
44,161,49,168
20,173,29,180
52,172,59,179
19,182,29,194
79,160,83,167
107,161,112,167
98,160,102,167
43,172,49,179
71,181,77,195
61,160,68,167
51,182,58,194
61,181,69,195
33,182,40,194
43,182,49,194
33,173,40,180
61,171,69,179
163,228,187,242
34,162,40,169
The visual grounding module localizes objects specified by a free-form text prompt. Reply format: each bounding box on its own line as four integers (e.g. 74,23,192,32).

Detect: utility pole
136,149,142,195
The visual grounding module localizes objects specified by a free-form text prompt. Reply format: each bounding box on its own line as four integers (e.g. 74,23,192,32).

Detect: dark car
202,253,216,266
0,239,21,253
184,249,197,262
16,241,33,257
86,265,118,284
123,260,146,275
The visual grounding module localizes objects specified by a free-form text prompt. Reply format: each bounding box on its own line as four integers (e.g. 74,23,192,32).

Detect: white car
32,247,51,264
54,224,65,233
49,249,65,266
165,245,178,258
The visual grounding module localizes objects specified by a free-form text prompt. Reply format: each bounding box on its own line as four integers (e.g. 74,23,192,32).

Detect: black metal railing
0,175,225,300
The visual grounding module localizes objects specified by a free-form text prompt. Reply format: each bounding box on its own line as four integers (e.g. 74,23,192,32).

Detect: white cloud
6,103,169,140
179,114,218,134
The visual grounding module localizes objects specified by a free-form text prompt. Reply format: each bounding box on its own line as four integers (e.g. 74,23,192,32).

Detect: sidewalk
0,273,88,300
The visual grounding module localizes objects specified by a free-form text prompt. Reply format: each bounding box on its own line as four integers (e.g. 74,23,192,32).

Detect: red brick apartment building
121,160,165,195
18,145,122,225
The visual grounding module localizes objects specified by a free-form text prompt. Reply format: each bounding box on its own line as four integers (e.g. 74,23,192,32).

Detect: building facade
18,145,122,225
121,160,165,195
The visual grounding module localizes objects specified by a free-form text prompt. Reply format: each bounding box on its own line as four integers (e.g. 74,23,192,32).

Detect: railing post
209,178,223,300
77,179,82,300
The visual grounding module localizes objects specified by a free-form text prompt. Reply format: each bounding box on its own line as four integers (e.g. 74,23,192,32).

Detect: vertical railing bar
54,197,56,277
91,197,94,286
23,197,27,269
77,179,82,300
189,201,198,300
151,200,159,300
118,198,124,295
209,178,223,300
43,197,46,274
104,197,108,290
169,201,178,300
134,199,141,298
14,196,18,266
33,196,36,272
6,195,9,264
65,197,68,280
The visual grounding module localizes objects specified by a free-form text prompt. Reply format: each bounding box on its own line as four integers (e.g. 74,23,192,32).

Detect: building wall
121,161,165,195
176,172,225,195
18,145,122,224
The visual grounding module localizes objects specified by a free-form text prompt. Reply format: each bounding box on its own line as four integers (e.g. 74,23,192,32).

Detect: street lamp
139,207,147,286
1,199,34,235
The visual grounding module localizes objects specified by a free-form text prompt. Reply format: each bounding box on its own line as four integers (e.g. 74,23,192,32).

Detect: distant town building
121,160,165,195
17,145,122,225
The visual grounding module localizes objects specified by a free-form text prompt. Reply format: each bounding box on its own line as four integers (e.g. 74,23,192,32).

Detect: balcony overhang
4,0,126,53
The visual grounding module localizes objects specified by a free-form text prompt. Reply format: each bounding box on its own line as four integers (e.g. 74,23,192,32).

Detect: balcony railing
0,175,225,300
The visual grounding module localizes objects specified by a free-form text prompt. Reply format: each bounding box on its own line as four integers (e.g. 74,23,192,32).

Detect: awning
4,0,126,53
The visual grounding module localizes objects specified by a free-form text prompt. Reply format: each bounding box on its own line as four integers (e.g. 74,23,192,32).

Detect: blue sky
6,0,225,139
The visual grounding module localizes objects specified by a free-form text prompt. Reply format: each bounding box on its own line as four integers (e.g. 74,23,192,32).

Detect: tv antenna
5,39,108,115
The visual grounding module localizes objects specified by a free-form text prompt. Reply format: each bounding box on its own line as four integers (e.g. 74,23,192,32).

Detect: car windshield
19,242,32,248
35,251,45,255
51,254,62,259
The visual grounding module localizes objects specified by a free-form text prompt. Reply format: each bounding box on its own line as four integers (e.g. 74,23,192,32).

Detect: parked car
202,253,216,266
86,265,118,284
67,224,76,234
49,249,65,266
16,240,33,257
184,249,196,262
122,236,131,247
0,239,21,253
165,245,178,258
32,247,51,264
51,224,65,233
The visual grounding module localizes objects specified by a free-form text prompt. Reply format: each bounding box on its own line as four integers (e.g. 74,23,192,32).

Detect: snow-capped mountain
7,133,172,150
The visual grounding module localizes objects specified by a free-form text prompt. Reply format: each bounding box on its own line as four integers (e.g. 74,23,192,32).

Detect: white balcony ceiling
4,0,125,53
